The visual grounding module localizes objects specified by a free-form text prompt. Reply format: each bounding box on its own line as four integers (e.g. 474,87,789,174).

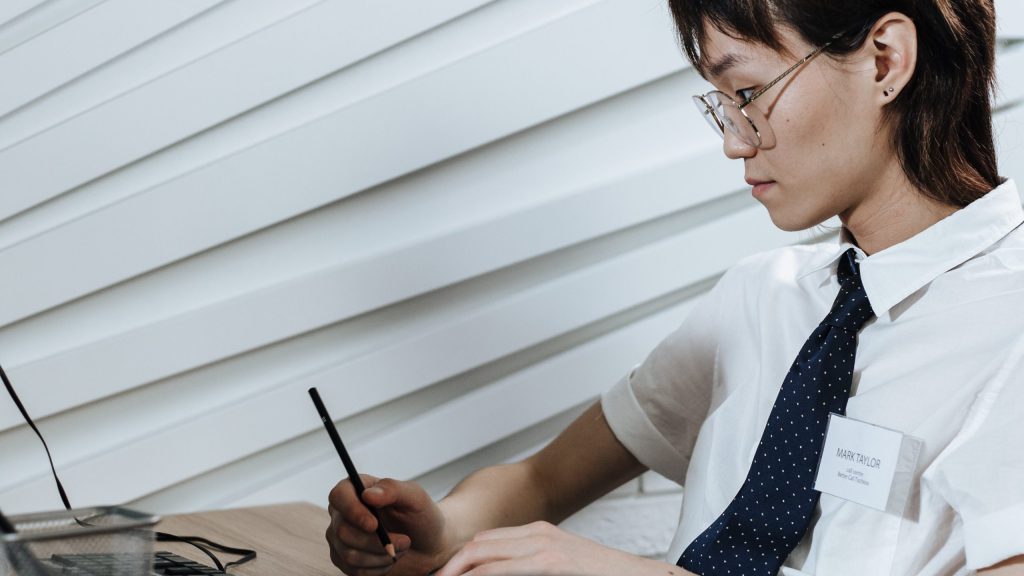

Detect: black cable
156,532,228,571
156,532,258,570
0,363,73,511
0,359,257,572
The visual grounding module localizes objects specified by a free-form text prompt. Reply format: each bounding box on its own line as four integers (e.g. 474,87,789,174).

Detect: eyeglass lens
692,95,724,137
699,92,768,148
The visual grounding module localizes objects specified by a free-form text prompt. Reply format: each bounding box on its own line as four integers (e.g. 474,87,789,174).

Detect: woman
325,0,1024,574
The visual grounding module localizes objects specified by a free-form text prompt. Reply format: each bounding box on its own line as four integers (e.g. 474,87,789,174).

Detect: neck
839,163,960,256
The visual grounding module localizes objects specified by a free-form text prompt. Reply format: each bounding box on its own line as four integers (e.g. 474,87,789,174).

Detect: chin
765,211,808,232
764,208,825,232
757,185,835,232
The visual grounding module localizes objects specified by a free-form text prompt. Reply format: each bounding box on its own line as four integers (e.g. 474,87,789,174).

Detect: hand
435,521,693,576
326,475,451,576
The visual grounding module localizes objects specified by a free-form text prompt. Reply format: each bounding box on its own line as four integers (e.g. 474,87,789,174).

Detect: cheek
759,93,869,224
768,88,869,181
766,99,837,178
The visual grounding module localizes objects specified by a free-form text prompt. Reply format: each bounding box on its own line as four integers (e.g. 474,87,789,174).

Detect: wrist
635,556,695,576
430,499,470,571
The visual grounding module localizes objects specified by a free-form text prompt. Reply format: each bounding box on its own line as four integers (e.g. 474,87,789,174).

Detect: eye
737,87,756,101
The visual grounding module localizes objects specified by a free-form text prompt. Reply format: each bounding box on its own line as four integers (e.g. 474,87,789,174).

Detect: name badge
813,414,922,514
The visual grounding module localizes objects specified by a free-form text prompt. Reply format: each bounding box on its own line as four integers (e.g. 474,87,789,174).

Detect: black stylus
308,387,397,562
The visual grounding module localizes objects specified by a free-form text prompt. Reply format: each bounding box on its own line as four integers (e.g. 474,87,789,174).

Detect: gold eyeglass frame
693,36,839,148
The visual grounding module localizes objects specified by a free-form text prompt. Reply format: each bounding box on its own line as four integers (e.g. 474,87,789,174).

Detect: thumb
361,478,421,511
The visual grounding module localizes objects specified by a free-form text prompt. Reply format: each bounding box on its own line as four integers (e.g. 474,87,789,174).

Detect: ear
866,13,917,104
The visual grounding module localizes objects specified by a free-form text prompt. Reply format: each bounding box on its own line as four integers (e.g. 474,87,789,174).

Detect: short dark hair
668,0,1004,207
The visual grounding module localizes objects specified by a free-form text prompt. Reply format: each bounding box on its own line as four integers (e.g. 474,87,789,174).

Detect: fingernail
364,487,384,498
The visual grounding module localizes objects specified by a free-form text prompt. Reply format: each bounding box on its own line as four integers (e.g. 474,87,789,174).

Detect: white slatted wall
0,0,1021,551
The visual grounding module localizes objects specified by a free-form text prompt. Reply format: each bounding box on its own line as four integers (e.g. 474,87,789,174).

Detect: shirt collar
798,179,1023,318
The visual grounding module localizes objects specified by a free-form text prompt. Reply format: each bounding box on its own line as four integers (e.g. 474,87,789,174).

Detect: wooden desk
158,502,338,575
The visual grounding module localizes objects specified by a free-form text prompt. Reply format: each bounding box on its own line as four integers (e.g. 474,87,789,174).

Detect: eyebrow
704,53,749,79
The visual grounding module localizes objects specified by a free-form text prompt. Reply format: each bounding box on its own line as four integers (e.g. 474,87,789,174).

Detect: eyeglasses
692,39,836,149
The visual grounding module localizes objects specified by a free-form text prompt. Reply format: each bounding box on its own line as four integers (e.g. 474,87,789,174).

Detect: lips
746,177,776,199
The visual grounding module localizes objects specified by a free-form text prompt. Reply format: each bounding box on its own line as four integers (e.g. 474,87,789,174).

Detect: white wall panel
0,0,224,118
0,70,721,424
0,0,325,152
0,0,496,224
0,0,679,327
0,2,1022,567
0,0,46,27
996,0,1023,37
0,0,105,54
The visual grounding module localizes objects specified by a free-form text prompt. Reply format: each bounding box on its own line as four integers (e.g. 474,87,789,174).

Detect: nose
722,129,757,160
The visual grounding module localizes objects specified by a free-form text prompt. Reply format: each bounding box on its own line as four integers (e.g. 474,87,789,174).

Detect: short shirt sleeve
927,336,1024,570
601,263,743,485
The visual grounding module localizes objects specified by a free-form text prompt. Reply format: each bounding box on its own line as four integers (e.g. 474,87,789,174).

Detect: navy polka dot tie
677,248,874,576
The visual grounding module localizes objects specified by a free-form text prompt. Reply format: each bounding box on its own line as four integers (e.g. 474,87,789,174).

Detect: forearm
431,402,647,568
435,460,549,563
433,518,698,576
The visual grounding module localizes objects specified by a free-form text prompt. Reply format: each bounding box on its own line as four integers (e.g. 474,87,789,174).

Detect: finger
331,505,412,554
389,532,412,555
339,546,398,570
328,533,396,574
332,520,410,560
435,537,537,576
329,477,382,532
469,522,553,542
333,518,395,553
328,474,379,509
360,477,406,510
329,545,395,576
329,543,343,569
328,474,380,509
459,558,542,576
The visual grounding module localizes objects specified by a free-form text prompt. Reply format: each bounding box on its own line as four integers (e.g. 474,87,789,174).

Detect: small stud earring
885,87,896,96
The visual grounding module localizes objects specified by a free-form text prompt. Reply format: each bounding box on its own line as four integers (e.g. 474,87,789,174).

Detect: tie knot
825,248,874,330
836,248,860,287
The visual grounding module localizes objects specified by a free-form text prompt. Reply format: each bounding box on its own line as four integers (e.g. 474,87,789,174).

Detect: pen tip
386,543,397,561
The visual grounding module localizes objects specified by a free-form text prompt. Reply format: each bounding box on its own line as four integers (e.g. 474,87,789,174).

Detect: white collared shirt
602,180,1024,575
